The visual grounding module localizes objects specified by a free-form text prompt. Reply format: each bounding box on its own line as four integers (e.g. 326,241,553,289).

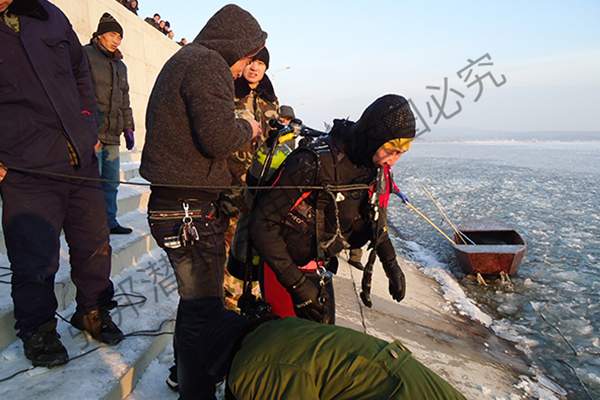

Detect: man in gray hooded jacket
140,4,265,400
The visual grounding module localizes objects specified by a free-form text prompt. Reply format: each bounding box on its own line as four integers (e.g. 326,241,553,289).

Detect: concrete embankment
334,253,529,399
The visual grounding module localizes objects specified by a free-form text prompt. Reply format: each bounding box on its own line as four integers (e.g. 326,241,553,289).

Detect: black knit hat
253,47,270,69
94,13,123,38
333,94,416,167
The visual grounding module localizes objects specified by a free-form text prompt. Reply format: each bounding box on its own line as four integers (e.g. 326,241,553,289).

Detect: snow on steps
0,249,178,400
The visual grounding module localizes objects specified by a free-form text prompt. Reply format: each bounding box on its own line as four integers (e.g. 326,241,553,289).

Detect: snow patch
404,240,493,327
515,369,568,400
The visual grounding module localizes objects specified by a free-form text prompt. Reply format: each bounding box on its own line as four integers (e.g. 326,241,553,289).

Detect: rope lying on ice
538,303,595,400
347,261,369,334
556,360,595,400
539,303,578,357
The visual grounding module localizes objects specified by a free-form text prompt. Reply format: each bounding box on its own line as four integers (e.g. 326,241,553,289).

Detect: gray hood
194,4,267,66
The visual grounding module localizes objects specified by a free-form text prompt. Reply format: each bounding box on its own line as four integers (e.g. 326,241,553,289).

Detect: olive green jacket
227,75,280,187
228,317,467,400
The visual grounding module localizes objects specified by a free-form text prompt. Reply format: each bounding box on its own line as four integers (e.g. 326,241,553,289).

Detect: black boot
110,225,133,234
166,364,179,392
71,304,124,345
24,320,69,367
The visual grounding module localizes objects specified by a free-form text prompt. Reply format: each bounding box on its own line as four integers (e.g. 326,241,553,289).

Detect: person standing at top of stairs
84,12,136,235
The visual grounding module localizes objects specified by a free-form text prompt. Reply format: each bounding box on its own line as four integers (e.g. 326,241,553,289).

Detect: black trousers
148,193,227,400
0,161,115,341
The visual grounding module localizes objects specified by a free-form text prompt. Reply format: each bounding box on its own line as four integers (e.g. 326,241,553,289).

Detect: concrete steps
120,149,142,164
120,161,143,182
0,207,156,349
0,250,178,400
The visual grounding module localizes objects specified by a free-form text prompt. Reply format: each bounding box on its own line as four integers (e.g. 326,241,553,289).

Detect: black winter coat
84,41,134,145
249,128,397,288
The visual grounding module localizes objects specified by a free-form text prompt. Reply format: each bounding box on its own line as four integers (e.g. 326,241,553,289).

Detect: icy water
386,141,600,399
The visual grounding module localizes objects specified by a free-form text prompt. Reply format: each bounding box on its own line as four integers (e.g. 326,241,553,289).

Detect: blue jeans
96,143,120,229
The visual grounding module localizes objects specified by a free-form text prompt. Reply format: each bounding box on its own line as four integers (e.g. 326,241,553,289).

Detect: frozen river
387,141,600,399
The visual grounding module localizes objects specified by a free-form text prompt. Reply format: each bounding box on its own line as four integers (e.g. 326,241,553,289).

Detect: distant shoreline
416,139,600,143
415,128,600,143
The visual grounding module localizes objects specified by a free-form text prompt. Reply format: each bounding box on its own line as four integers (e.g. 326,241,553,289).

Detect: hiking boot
24,320,69,367
110,225,133,234
70,306,124,345
166,364,178,392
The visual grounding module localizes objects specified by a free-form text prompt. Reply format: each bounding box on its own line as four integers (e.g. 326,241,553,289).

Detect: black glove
382,260,406,302
287,274,329,322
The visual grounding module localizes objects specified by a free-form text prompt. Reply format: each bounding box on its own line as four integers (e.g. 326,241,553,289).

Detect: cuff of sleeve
276,264,304,288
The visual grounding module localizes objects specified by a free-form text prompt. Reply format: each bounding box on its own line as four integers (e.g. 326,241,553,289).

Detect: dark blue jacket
0,0,99,173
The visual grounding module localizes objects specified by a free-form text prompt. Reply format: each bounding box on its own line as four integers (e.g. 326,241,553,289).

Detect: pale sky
137,0,600,133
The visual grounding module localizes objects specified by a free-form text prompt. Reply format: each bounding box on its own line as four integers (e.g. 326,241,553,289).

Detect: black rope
539,305,578,356
0,341,112,383
346,263,369,334
114,293,147,308
538,303,595,399
0,266,10,284
124,318,175,338
556,360,595,400
2,165,370,192
0,366,34,383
